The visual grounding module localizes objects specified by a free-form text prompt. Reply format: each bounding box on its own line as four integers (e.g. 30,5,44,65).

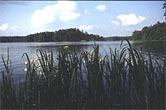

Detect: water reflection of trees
29,44,94,53
132,41,166,55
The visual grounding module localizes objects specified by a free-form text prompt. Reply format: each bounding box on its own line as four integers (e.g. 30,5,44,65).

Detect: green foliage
0,41,165,109
105,36,131,41
132,22,166,41
0,28,105,42
0,36,25,42
163,2,166,18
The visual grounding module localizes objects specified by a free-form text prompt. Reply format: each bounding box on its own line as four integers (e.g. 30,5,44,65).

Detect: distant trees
0,22,165,42
26,32,54,42
51,28,104,42
132,22,166,41
163,1,166,22
0,28,105,42
0,36,25,42
105,36,131,41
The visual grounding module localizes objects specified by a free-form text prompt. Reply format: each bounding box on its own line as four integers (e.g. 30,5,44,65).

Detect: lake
0,41,165,81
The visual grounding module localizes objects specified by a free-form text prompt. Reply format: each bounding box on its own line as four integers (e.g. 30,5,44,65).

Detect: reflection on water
0,41,165,80
0,41,122,80
132,41,166,56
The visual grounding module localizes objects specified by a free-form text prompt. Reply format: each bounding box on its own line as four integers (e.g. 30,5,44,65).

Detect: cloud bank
117,13,146,26
111,21,120,25
0,23,8,31
79,25,98,30
31,1,80,28
96,5,106,11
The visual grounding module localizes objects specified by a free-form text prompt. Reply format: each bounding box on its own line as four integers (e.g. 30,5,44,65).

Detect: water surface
0,41,165,80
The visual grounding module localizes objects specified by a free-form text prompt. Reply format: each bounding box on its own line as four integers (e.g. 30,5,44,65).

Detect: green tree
163,1,166,22
132,22,166,41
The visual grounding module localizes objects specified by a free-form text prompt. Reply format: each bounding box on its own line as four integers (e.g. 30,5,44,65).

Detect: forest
0,22,165,42
132,22,166,41
0,28,105,42
105,36,131,41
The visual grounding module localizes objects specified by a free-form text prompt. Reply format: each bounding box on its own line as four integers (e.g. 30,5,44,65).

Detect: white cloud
96,5,106,11
84,9,90,15
0,23,8,31
59,11,80,21
126,28,131,31
111,21,120,25
31,1,80,28
11,25,20,31
79,25,98,30
117,13,146,26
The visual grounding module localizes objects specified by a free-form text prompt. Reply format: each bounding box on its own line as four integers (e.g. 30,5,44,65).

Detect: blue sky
0,1,164,37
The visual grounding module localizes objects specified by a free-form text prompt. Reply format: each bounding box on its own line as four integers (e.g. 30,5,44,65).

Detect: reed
0,40,165,109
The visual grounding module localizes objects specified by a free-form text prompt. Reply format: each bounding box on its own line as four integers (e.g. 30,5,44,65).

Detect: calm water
0,41,165,80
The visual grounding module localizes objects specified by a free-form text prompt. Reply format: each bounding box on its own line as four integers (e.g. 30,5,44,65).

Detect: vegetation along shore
0,40,165,109
0,22,165,42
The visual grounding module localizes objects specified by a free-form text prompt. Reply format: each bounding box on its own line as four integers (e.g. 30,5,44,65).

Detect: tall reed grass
0,40,165,109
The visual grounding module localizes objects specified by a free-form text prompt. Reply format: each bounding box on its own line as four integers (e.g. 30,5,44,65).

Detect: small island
0,28,105,42
0,22,165,42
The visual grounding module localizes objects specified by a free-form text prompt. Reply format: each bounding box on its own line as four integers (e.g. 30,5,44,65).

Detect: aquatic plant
0,40,165,109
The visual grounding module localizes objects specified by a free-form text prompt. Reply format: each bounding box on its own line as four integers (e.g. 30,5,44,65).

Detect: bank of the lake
0,40,165,109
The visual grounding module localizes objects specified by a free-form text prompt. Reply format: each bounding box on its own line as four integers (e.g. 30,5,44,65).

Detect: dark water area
132,40,166,56
0,41,165,80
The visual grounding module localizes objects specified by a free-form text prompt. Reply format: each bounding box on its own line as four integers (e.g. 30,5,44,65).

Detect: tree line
132,22,166,41
0,28,105,42
0,22,165,42
105,36,131,41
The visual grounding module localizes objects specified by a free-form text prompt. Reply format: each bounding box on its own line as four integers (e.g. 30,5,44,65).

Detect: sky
0,1,165,37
